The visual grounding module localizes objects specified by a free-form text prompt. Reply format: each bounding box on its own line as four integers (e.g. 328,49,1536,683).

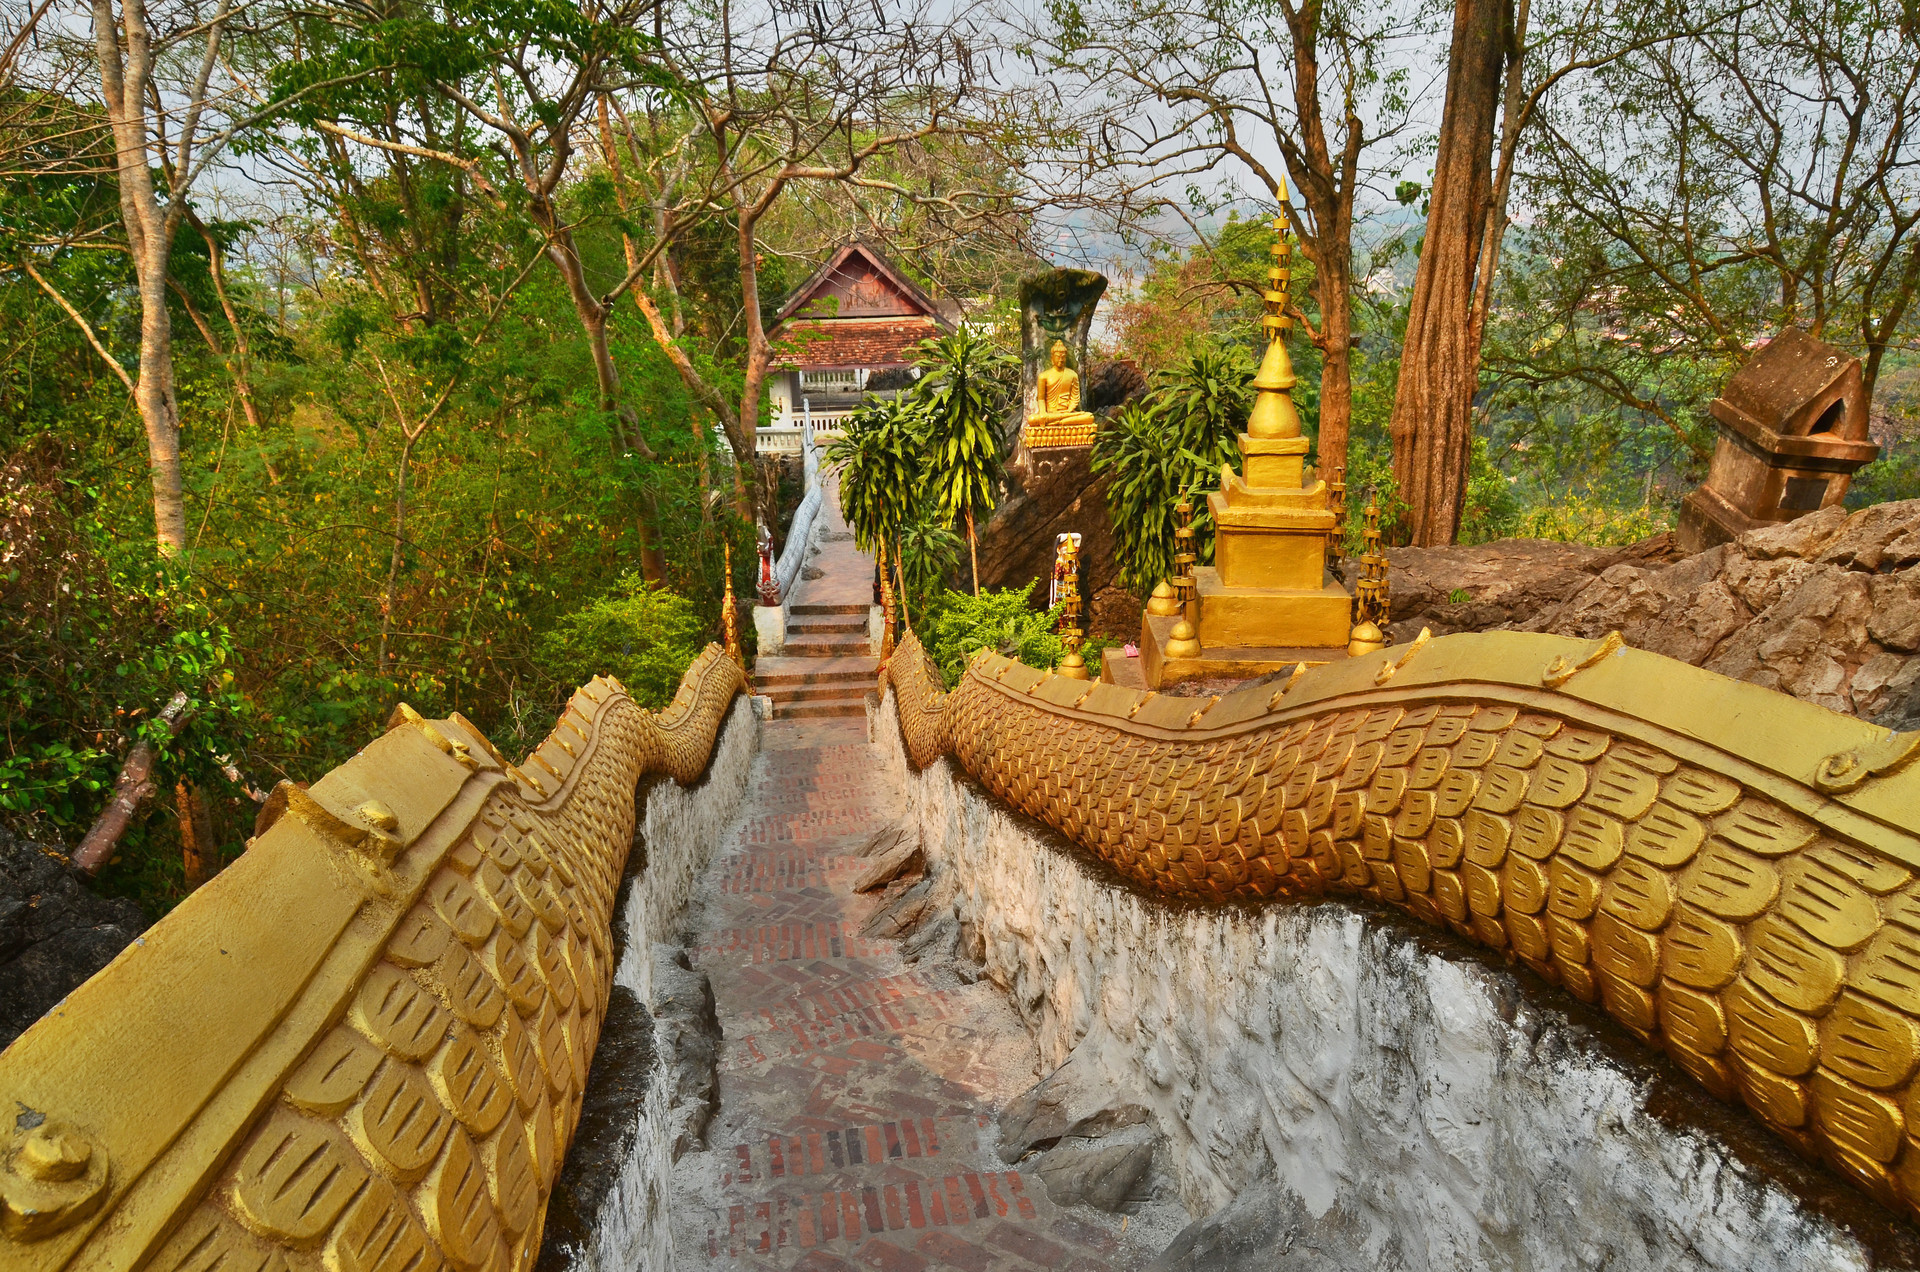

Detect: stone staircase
755,650,875,719
758,602,876,719
754,473,877,720
783,603,871,657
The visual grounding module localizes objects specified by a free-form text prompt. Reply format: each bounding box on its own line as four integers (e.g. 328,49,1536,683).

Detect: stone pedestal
753,604,785,656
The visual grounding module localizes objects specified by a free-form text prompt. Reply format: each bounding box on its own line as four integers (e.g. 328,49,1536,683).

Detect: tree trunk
593,97,713,500
1389,0,1511,546
73,691,190,876
541,229,669,583
177,780,215,889
733,212,771,527
187,207,266,434
134,256,188,552
1316,266,1355,482
966,507,979,597
93,0,188,554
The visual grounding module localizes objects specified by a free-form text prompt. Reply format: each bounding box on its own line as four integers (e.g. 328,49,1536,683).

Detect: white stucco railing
756,425,805,456
774,436,822,602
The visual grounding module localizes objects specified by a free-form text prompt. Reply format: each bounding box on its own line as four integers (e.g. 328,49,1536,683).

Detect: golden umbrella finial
1246,213,1303,440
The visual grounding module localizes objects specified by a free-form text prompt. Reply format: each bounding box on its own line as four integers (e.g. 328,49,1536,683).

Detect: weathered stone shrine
1678,327,1880,553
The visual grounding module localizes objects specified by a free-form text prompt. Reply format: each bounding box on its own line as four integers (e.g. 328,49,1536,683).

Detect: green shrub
1511,493,1672,545
1092,348,1253,594
536,575,709,709
921,583,1066,687
0,451,251,841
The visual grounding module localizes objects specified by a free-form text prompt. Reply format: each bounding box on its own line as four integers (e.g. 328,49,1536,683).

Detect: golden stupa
1136,211,1354,687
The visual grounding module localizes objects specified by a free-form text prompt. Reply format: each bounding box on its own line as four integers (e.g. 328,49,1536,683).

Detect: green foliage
826,396,926,558
1509,494,1672,546
1091,348,1253,594
535,575,708,710
0,449,254,909
1458,437,1524,544
921,583,1067,687
896,510,964,622
910,327,1018,537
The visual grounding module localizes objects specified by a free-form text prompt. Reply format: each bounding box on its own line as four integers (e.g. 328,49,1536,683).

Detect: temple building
766,242,958,431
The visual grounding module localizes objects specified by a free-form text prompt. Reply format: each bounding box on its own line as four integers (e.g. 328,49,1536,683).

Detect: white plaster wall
585,696,761,1272
870,690,1899,1272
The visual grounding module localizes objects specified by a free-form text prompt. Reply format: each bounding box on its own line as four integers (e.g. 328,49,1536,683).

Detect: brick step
784,637,872,657
776,698,868,719
787,619,867,636
790,602,870,617
754,655,879,687
765,684,874,704
755,671,874,690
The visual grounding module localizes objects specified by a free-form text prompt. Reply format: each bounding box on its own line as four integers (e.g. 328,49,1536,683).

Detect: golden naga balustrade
882,627,1920,1220
0,645,745,1271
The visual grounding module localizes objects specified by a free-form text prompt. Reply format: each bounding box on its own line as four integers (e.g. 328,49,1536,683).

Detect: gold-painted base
1023,414,1097,449
1137,613,1345,689
1192,566,1352,649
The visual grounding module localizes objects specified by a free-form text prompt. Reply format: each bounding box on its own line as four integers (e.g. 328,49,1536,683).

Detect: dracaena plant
1091,347,1253,596
909,327,1018,594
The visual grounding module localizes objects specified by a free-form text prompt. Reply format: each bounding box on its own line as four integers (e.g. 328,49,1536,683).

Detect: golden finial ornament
723,541,748,680
1172,499,1196,614
1165,617,1201,659
875,542,897,663
1351,499,1390,627
1057,535,1091,680
1247,213,1304,440
1146,579,1181,617
1347,618,1385,658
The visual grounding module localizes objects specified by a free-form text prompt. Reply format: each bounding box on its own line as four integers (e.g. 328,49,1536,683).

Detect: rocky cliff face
1372,500,1920,729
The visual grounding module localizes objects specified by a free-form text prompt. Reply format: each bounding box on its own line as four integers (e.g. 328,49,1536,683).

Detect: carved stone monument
1677,327,1879,553
1017,269,1107,451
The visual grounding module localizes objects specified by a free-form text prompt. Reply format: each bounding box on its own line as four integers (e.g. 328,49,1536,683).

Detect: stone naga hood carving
881,626,1920,1221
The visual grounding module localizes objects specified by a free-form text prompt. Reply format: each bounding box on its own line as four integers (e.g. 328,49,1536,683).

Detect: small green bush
1512,494,1672,545
921,583,1066,687
536,575,709,709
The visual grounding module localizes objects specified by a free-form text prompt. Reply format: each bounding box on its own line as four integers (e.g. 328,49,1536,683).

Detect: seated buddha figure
1028,340,1095,428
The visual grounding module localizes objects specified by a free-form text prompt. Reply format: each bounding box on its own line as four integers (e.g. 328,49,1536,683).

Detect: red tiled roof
770,317,944,370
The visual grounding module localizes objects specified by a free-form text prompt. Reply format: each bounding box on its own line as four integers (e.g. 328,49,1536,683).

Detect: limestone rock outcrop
1371,500,1920,727
0,827,147,1049
979,440,1143,638
1356,535,1676,635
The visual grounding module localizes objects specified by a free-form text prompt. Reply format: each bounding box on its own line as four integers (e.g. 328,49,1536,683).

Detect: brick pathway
668,715,1158,1269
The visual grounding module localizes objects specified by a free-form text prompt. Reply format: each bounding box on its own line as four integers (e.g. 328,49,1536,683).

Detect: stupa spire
1248,191,1303,440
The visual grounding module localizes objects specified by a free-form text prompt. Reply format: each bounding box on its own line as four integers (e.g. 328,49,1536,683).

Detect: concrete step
790,602,870,617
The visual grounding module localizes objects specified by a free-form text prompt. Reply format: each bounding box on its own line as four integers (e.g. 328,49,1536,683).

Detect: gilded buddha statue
1024,340,1096,448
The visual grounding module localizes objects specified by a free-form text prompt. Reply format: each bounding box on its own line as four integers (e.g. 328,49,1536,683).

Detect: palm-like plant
1091,347,1254,595
896,506,964,621
910,327,1018,594
826,395,925,558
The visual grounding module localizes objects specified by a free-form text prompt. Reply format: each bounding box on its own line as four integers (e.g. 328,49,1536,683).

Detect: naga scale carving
883,627,1920,1220
0,645,744,1271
